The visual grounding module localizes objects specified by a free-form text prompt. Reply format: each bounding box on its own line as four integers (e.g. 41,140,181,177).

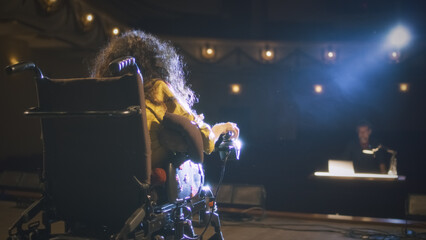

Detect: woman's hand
212,122,239,142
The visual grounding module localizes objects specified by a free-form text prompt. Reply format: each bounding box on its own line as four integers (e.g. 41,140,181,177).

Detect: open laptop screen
328,160,355,175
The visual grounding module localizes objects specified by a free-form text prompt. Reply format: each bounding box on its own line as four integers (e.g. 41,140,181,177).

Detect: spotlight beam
387,25,411,49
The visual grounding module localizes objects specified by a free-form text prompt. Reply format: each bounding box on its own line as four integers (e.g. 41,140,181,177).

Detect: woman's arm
151,80,239,154
151,81,212,153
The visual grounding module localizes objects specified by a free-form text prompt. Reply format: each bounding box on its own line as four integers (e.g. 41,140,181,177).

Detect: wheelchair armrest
162,113,204,164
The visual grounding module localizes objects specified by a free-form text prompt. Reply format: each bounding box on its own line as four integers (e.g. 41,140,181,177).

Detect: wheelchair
4,57,241,240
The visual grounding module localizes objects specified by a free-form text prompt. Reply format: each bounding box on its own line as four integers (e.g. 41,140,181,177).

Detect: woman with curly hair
91,30,239,172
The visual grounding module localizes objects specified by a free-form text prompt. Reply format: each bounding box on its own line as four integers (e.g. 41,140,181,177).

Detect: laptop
328,160,355,175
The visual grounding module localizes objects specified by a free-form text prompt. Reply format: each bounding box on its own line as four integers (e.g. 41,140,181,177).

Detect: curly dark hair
91,30,197,107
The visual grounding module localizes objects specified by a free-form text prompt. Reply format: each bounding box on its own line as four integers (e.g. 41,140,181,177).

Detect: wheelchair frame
5,57,226,240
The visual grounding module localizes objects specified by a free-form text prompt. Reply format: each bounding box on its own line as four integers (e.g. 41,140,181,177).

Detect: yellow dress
145,79,215,168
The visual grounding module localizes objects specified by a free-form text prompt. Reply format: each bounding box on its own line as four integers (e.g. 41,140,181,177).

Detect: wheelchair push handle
108,56,141,75
5,62,44,78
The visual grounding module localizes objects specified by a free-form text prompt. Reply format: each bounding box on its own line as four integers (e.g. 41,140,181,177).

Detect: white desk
314,171,406,181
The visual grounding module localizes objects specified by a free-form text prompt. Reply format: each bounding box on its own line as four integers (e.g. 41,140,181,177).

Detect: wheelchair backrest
36,74,151,231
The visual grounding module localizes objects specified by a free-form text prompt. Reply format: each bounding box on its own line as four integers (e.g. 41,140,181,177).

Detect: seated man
91,30,239,181
343,121,386,173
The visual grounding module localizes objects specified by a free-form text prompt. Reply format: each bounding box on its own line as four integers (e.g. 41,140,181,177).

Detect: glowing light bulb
314,84,323,94
202,47,215,59
262,49,274,61
230,84,241,94
112,28,120,35
9,56,19,65
399,83,409,93
85,14,93,22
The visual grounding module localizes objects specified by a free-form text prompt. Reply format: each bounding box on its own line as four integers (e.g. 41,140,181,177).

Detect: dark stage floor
2,201,426,240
